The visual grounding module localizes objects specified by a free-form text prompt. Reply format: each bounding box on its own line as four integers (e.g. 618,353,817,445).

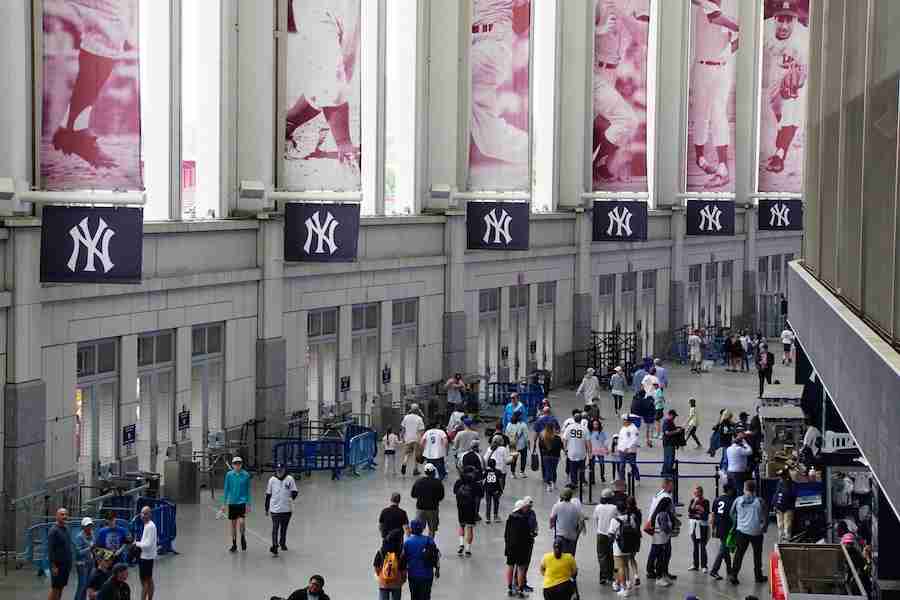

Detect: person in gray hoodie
728,480,768,585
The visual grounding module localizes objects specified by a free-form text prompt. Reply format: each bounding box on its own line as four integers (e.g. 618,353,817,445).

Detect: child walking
383,426,401,476
652,383,666,439
483,458,504,523
685,398,702,449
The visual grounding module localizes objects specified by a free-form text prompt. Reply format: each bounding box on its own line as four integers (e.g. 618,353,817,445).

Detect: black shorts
505,545,533,567
139,559,154,581
51,567,71,589
457,505,477,526
655,409,664,421
228,504,246,520
783,343,791,353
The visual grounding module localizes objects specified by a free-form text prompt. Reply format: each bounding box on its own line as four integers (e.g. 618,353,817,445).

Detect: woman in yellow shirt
540,539,578,599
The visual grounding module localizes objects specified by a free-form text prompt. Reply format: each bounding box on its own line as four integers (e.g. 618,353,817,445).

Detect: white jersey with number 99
563,422,590,460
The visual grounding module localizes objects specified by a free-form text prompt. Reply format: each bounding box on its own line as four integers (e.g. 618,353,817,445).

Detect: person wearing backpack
646,496,676,587
708,482,736,581
482,458,504,524
453,466,484,557
608,498,642,597
404,519,440,600
374,529,407,600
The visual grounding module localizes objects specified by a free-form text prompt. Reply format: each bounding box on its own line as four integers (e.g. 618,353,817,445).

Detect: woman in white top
576,368,600,406
781,327,795,365
382,426,401,476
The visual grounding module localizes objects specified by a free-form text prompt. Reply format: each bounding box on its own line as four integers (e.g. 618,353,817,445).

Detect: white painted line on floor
205,505,270,545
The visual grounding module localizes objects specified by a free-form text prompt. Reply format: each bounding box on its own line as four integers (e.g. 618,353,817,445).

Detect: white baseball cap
513,499,527,511
423,463,437,474
231,456,243,464
81,517,94,527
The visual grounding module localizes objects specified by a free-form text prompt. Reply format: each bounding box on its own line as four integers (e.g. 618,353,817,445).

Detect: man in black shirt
410,463,445,537
97,564,131,600
47,507,72,600
709,483,737,580
378,492,410,538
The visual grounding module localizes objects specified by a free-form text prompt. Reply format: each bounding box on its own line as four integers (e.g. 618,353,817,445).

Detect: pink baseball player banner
467,0,531,191
40,0,142,191
591,0,651,193
758,0,809,194
282,0,362,191
685,0,740,193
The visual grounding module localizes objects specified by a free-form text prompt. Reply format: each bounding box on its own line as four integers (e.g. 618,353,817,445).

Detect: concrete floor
3,360,801,600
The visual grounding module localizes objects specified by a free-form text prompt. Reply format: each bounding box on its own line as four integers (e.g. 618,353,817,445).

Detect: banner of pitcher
37,0,809,195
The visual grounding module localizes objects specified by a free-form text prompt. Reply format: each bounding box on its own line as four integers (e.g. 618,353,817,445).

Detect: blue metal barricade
346,430,377,477
273,439,346,480
23,517,132,577
129,497,177,555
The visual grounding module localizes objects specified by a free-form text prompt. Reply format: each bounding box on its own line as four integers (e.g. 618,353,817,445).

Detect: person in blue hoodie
222,456,252,553
728,480,768,585
403,519,440,600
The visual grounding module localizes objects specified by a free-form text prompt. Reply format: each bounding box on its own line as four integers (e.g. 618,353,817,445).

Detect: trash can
163,459,199,504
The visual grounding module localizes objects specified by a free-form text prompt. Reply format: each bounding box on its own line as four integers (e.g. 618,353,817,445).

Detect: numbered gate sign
178,410,190,431
122,424,137,446
382,365,391,385
340,375,351,393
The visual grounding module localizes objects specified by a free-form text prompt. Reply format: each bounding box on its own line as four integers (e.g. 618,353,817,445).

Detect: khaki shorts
614,554,632,580
416,509,440,534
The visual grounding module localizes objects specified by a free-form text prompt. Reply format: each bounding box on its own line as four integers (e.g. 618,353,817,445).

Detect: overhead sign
466,202,529,251
40,206,143,283
284,202,360,262
685,199,735,236
758,199,803,231
593,200,649,242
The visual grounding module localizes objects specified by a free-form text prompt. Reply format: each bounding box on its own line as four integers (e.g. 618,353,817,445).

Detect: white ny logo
606,206,633,237
699,205,723,232
769,204,790,227
303,211,339,255
68,217,115,273
483,208,513,245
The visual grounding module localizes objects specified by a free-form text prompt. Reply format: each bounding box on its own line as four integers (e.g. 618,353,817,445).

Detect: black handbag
530,450,540,472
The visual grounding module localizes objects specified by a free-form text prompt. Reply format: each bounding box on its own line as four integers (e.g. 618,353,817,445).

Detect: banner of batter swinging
468,0,531,191
591,0,651,193
758,0,809,194
40,0,142,191
283,0,362,191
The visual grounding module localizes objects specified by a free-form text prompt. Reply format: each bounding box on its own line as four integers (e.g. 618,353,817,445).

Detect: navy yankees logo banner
466,201,529,250
758,0,810,193
685,199,735,236
40,206,144,283
284,202,360,262
40,0,143,191
758,198,803,231
593,200,648,242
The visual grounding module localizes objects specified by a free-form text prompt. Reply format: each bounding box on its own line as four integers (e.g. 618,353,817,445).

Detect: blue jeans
647,541,672,578
618,452,640,481
567,458,585,487
379,589,402,600
542,455,559,484
662,445,676,476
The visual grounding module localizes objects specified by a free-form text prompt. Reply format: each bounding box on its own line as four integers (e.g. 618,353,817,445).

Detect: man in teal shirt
222,456,252,552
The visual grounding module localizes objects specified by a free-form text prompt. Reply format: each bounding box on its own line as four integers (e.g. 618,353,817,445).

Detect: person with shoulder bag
374,529,407,600
687,486,711,572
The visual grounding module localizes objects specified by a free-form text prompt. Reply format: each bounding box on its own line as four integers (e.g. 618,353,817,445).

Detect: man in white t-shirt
400,405,426,477
421,424,449,481
593,488,619,585
617,414,641,482
688,329,703,374
265,464,298,556
563,413,591,488
780,326,795,365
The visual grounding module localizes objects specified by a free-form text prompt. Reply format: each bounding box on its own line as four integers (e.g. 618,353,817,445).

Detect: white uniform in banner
762,18,809,132
286,0,360,111
469,0,529,165
592,0,647,148
690,0,738,150
49,0,131,59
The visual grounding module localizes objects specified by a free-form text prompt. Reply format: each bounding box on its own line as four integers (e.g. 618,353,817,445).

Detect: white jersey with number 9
563,422,590,460
422,428,448,460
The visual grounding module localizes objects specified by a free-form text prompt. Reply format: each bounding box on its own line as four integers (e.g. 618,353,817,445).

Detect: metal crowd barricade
519,384,545,421
672,459,722,506
23,517,131,577
346,430,377,477
273,439,346,480
130,497,177,555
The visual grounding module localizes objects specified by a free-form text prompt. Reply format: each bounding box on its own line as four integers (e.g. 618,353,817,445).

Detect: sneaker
702,567,708,574
688,566,698,571
710,573,722,581
522,584,533,592
281,544,288,551
465,550,472,557
657,578,672,588
633,578,641,587
229,543,237,553
520,473,528,478
401,465,406,476
269,545,278,556
458,545,464,555
646,574,657,580
665,573,678,580
729,577,740,586
241,537,247,551
612,583,622,592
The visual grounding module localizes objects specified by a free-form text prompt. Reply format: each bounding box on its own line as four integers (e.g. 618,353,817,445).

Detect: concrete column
498,286,511,383
669,209,686,336
255,218,286,435
378,299,393,426
0,1,32,213
338,305,353,414
119,335,138,472
174,327,193,457
743,208,758,330
237,0,275,193
734,0,762,207
572,207,593,359
557,0,590,208
443,209,467,377
527,284,538,375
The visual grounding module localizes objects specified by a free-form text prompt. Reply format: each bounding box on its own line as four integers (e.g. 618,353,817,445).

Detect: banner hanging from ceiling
283,0,362,191
685,199,735,236
685,0,740,193
40,206,144,283
758,0,810,193
284,202,361,262
467,0,531,191
591,0,651,192
593,200,649,241
466,201,530,250
40,0,143,191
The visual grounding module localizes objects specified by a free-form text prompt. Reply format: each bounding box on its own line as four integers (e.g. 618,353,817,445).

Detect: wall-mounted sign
340,375,351,393
177,410,190,432
593,200,649,242
501,346,509,360
758,198,803,231
382,365,391,385
529,340,537,355
122,424,137,446
685,199,735,236
466,202,530,251
284,202,361,262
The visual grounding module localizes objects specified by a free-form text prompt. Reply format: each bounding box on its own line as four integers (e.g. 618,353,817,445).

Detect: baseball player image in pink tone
468,0,531,190
758,0,810,193
41,0,141,191
283,0,361,191
686,0,740,192
592,0,651,192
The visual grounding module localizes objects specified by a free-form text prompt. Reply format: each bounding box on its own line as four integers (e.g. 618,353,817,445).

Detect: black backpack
615,515,641,554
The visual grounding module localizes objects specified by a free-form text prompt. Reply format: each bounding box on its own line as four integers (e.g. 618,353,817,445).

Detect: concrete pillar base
442,311,466,377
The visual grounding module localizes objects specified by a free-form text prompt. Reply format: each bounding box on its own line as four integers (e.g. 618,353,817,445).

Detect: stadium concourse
4,361,793,600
